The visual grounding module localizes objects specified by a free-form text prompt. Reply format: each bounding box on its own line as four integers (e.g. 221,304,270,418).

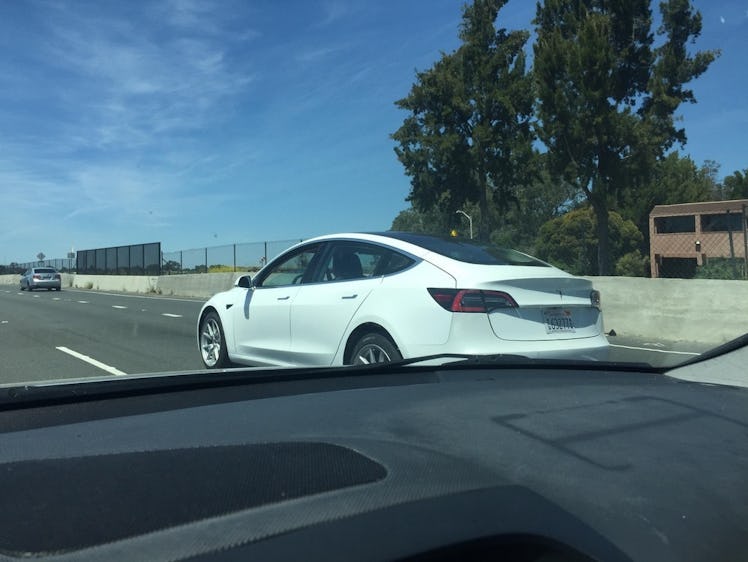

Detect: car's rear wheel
350,333,402,365
199,311,229,369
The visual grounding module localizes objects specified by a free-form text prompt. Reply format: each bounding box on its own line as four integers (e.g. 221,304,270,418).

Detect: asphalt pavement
0,284,711,385
0,286,205,384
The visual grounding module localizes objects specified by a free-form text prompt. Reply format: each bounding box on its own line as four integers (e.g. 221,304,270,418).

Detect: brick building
649,199,748,278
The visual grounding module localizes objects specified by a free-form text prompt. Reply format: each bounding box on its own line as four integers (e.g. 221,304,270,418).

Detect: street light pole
455,210,473,239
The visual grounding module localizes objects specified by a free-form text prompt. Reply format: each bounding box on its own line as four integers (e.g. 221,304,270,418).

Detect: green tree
620,152,713,252
392,0,535,241
535,207,643,276
391,203,451,236
533,0,719,274
723,169,748,199
489,157,579,253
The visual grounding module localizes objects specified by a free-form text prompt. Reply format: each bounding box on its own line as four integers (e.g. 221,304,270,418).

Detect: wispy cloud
0,0,264,255
318,0,351,26
295,46,341,63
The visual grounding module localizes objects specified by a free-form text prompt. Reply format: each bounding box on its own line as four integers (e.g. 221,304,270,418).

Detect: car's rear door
288,241,389,366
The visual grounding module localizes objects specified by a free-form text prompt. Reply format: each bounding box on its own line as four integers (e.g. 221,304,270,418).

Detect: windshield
0,0,746,385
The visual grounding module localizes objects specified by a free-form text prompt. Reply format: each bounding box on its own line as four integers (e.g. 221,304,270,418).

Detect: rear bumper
402,313,610,362
406,337,610,362
29,280,61,289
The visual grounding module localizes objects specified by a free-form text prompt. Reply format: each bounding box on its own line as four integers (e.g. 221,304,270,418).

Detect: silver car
20,267,62,291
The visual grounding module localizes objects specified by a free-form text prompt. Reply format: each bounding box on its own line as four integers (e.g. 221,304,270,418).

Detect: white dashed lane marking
77,300,89,304
162,313,183,318
55,346,127,376
112,305,127,309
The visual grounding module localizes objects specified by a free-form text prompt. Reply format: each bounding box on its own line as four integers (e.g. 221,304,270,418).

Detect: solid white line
55,346,127,376
112,305,127,309
609,343,700,356
162,313,183,318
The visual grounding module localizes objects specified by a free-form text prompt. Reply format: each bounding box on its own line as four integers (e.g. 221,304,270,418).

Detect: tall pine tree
392,0,534,241
533,0,718,274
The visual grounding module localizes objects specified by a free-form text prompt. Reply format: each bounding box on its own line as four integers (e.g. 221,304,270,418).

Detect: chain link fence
2,239,304,276
5,258,76,274
161,239,303,274
650,202,748,279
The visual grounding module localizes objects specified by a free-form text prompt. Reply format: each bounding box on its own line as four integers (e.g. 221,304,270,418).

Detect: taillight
428,288,517,312
590,290,601,309
55,274,61,280
33,274,41,280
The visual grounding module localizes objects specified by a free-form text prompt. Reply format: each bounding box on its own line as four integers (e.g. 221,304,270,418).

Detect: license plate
543,308,575,334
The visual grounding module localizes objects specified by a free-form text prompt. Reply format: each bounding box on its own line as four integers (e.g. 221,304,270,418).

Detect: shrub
615,251,650,277
695,258,745,280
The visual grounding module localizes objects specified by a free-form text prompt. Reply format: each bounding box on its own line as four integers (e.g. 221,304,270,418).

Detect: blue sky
1,0,746,263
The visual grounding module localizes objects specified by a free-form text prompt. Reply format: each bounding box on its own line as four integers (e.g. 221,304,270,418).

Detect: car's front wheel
199,311,230,369
350,332,402,365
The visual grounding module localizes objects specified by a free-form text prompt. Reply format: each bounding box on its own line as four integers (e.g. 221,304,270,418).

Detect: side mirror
236,275,252,289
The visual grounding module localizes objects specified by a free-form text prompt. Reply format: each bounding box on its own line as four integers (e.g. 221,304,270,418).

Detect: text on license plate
543,308,575,333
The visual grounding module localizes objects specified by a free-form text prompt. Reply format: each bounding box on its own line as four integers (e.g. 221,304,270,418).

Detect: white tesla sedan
197,232,609,368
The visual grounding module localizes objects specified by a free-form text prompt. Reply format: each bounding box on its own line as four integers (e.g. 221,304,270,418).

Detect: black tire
27,286,33,292
349,332,402,365
19,286,24,291
55,287,61,291
199,311,230,369
47,288,52,291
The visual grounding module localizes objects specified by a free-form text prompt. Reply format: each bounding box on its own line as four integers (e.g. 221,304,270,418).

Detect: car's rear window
378,232,549,266
34,268,57,274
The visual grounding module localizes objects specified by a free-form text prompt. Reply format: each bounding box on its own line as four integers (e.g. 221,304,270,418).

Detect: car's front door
232,243,322,365
288,242,389,366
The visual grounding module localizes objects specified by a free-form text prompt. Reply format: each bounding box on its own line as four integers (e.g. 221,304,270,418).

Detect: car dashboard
0,359,746,561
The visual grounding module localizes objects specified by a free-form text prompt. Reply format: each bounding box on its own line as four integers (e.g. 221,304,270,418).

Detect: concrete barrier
0,272,250,299
1,272,745,344
70,274,158,293
585,276,748,345
156,273,246,298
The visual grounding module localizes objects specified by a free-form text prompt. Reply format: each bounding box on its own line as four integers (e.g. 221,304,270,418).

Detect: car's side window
319,243,414,282
256,245,320,288
375,250,415,275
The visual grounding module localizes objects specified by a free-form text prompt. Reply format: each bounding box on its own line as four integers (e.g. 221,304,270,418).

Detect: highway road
0,285,708,385
0,286,205,384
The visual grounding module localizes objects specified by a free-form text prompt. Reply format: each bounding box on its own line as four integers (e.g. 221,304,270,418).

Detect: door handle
341,294,358,299
277,296,290,301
